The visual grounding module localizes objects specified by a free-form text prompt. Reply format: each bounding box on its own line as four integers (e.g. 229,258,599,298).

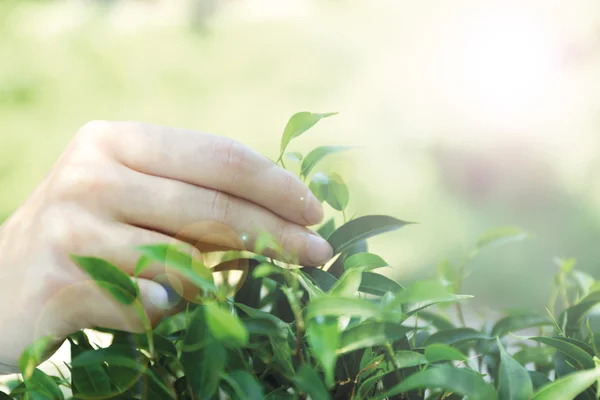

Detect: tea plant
6,112,600,399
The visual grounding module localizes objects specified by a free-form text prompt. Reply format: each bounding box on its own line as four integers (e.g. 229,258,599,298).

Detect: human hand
0,121,332,373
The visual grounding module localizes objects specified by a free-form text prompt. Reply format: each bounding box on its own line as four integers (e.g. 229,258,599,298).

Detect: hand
0,121,332,373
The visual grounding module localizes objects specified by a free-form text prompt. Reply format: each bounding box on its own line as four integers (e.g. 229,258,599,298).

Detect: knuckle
52,162,118,201
76,120,116,148
274,219,291,251
214,138,246,176
209,190,234,222
280,172,296,202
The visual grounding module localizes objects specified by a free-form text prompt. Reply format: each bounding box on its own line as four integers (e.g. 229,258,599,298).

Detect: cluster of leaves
6,112,600,400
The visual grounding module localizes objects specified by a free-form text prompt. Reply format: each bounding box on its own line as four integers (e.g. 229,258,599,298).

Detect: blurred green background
2,0,600,315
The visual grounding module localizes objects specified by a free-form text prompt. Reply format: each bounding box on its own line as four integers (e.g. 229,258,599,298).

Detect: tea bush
6,112,600,399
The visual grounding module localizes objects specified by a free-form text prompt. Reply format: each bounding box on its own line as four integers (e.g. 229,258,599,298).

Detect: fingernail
306,232,333,266
149,284,170,310
304,190,324,225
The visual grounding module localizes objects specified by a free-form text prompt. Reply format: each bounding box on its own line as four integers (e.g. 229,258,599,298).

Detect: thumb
72,278,175,333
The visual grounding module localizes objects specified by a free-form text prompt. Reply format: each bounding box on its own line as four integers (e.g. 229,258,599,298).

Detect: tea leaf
280,111,337,155
309,172,330,202
24,369,64,400
424,343,467,362
375,364,496,400
329,267,363,297
344,252,388,270
325,172,349,211
205,302,249,348
19,335,54,379
423,328,491,346
559,291,600,336
338,322,413,355
476,226,530,251
528,370,551,390
317,217,336,239
497,338,534,400
284,152,303,163
293,364,332,400
302,268,338,292
529,336,595,370
530,367,600,400
327,215,413,255
222,371,264,400
70,346,146,371
391,280,473,312
137,244,215,292
306,316,340,387
305,297,381,320
301,145,353,178
71,256,137,305
69,338,111,397
491,314,552,337
359,272,403,296
181,306,226,399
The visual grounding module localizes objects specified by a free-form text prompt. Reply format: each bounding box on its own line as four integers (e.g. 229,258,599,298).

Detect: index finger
97,121,324,226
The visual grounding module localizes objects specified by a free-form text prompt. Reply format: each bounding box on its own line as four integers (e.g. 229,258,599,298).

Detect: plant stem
384,343,402,384
342,209,347,224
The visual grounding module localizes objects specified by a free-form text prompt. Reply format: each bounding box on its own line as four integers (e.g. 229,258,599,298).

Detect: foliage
8,112,600,399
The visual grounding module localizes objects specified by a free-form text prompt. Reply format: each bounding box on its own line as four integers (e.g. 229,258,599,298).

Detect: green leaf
317,218,336,240
243,316,287,339
205,302,249,348
24,369,65,400
309,172,330,203
70,346,146,372
417,311,455,330
280,111,337,155
375,364,496,400
338,322,412,355
302,268,337,292
137,244,215,292
357,351,428,399
424,343,467,362
252,262,287,279
305,297,381,320
301,145,353,178
325,172,349,211
293,364,332,400
284,152,303,163
491,314,552,337
71,256,137,305
327,215,413,255
19,335,54,379
530,367,600,400
476,226,530,251
329,268,363,297
306,316,340,387
529,336,595,370
181,306,227,399
344,252,388,270
528,370,551,391
497,338,534,400
222,371,264,400
513,347,555,366
134,255,151,277
559,291,600,336
390,280,472,313
422,328,491,346
358,272,403,296
69,337,112,397
0,392,11,399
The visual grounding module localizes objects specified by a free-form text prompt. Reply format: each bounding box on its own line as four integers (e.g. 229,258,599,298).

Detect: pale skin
0,121,333,373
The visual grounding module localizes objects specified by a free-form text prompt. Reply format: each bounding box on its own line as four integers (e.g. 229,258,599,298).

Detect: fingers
110,170,333,266
100,121,324,226
68,278,170,333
